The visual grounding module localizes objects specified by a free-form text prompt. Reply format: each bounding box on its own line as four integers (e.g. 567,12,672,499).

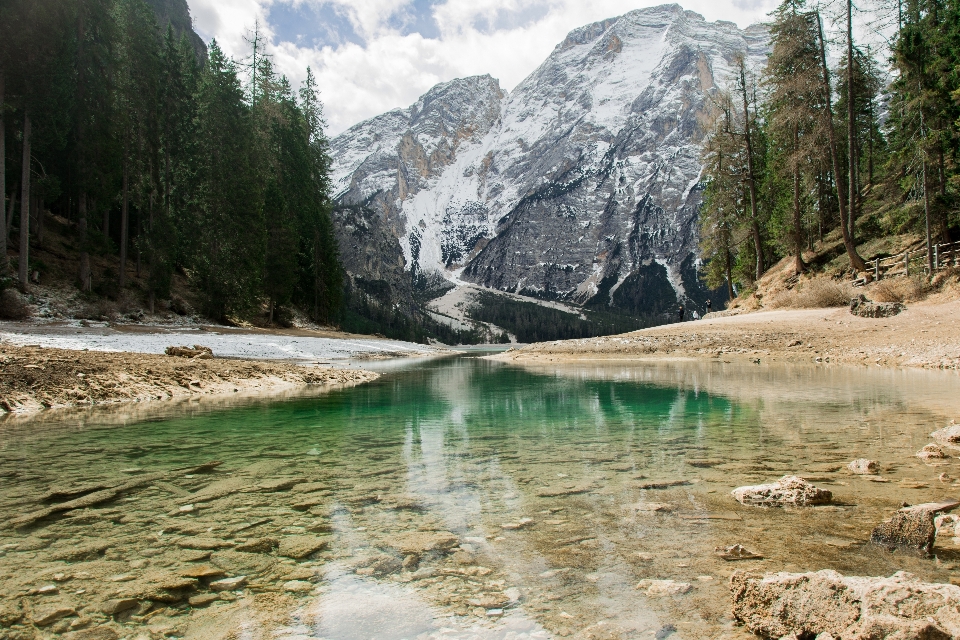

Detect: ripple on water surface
1,356,960,639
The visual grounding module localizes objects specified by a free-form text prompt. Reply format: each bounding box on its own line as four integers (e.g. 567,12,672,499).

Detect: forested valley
0,0,343,325
699,0,960,300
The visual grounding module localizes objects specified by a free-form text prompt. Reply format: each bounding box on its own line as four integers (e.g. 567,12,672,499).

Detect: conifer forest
0,0,343,323
699,0,960,296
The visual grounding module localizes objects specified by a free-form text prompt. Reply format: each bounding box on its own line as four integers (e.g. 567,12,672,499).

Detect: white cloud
189,0,782,136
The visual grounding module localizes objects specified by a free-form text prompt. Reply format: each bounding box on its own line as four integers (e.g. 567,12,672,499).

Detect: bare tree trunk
148,191,155,313
120,157,129,289
0,70,6,273
36,196,43,247
793,137,805,274
846,0,857,244
750,222,763,281
815,11,866,273
937,143,949,242
79,193,92,291
136,233,141,277
923,156,933,274
738,58,763,280
6,182,16,245
102,201,109,240
725,247,734,301
18,111,31,289
313,230,320,321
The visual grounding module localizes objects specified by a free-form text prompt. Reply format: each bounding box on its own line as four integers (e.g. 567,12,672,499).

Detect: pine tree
811,10,868,272
700,91,748,297
764,0,826,273
190,40,264,319
114,0,161,289
887,0,959,255
70,0,118,292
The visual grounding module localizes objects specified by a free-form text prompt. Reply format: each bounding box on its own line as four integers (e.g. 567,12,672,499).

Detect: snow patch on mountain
330,4,769,316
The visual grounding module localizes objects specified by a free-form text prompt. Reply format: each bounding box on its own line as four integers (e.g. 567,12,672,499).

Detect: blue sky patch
268,2,365,48
477,1,551,33
386,0,443,40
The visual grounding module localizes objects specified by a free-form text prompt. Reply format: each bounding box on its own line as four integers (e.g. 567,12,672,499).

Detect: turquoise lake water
2,354,960,639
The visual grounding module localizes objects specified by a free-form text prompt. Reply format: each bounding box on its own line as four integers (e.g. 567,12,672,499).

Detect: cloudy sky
187,0,781,136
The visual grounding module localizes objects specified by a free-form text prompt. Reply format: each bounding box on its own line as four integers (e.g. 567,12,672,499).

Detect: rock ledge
731,569,960,639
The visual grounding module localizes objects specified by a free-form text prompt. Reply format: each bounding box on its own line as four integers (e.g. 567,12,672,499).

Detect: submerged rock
62,627,120,640
716,544,763,561
176,537,234,551
917,443,948,460
32,605,78,627
731,569,960,639
209,575,247,592
188,593,219,607
382,531,459,556
731,476,832,507
637,579,692,596
282,580,314,593
178,565,226,579
235,537,279,554
99,598,138,616
847,459,879,475
278,535,329,559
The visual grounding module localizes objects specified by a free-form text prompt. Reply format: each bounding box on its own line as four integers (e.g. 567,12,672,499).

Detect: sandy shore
492,300,960,370
0,320,449,362
0,343,379,416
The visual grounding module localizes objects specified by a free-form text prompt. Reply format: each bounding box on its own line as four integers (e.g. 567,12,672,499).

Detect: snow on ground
0,322,449,363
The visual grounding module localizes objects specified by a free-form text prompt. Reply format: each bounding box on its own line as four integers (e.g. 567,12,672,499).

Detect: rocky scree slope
330,4,768,318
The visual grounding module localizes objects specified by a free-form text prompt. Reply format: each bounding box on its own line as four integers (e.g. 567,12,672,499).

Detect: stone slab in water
278,535,329,559
731,569,960,639
731,475,832,507
870,501,960,554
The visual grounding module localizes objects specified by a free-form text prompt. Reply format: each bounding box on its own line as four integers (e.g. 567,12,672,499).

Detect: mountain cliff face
330,4,768,318
144,0,207,59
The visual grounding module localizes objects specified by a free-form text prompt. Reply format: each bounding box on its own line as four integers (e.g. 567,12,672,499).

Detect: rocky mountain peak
331,4,768,320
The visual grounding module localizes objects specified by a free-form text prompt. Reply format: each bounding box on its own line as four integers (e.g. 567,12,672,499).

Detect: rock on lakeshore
731,476,832,507
870,501,960,554
164,345,214,359
730,569,960,639
849,295,905,318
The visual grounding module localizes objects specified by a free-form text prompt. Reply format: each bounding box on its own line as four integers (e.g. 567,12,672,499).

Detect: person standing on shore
678,304,684,322
706,300,712,315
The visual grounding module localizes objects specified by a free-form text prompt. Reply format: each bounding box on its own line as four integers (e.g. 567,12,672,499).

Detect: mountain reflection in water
1,355,959,639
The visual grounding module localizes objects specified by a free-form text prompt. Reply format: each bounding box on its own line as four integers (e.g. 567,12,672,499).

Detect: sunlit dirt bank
491,300,960,370
0,343,379,416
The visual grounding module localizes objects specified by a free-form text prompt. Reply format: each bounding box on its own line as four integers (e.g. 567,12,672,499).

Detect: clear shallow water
2,356,960,640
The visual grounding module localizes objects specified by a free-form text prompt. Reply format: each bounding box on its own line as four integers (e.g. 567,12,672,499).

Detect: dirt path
0,344,379,416
492,300,960,370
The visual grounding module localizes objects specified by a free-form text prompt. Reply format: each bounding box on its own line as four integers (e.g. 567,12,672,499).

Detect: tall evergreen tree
190,40,264,319
764,0,826,273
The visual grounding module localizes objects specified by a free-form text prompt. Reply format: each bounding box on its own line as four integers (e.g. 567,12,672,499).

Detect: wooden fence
853,240,960,286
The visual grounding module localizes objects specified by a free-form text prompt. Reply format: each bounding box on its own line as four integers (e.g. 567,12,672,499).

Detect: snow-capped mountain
330,4,768,316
